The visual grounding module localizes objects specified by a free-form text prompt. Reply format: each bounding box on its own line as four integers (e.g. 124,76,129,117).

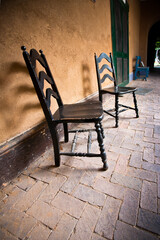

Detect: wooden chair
21,46,108,170
135,56,149,81
95,52,139,128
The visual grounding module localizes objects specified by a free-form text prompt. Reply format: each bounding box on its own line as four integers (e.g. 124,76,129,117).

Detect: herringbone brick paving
0,72,160,239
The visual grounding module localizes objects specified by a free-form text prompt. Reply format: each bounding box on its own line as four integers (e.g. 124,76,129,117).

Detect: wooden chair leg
63,123,69,142
50,126,60,167
133,92,139,118
115,94,119,128
99,121,105,138
95,122,108,170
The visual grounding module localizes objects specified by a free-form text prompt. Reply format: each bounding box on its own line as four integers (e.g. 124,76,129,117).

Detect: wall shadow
0,61,42,135
81,63,92,98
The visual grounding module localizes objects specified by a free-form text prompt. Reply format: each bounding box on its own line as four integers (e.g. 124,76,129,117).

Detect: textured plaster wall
139,0,160,65
0,0,112,144
128,0,140,74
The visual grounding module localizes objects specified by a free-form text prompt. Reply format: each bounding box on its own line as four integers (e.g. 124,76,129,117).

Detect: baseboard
129,72,134,82
0,121,66,186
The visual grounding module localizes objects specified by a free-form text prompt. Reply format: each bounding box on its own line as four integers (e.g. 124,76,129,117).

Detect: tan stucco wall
128,0,140,73
139,0,160,65
0,0,112,144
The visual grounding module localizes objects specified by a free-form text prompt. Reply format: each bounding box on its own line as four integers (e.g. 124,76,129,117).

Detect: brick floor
0,72,160,239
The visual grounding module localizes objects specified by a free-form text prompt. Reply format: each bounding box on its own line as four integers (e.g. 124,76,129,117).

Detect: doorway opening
147,21,160,70
154,41,160,68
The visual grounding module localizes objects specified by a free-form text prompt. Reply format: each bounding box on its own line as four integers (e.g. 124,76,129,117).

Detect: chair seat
53,101,103,123
137,67,149,71
102,86,137,95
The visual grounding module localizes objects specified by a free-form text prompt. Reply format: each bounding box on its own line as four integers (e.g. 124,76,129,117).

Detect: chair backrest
21,46,63,124
135,56,142,68
95,52,117,101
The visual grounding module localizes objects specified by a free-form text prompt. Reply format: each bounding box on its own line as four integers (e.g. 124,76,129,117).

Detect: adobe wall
128,0,140,74
0,0,112,144
139,0,160,65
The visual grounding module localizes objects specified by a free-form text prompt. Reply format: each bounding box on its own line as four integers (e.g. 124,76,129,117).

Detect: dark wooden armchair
95,52,139,128
21,46,108,170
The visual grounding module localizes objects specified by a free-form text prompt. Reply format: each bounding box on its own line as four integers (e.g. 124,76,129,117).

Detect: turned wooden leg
115,94,119,128
133,92,139,118
50,124,60,167
95,122,108,170
63,123,69,142
99,121,105,139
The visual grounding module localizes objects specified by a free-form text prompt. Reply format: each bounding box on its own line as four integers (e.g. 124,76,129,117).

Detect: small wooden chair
95,52,139,128
21,46,108,170
135,56,149,81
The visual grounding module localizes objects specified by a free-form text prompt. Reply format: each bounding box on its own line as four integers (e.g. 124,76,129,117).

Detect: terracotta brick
111,172,142,191
39,175,67,203
14,181,47,211
73,184,106,207
91,233,107,240
115,154,129,174
154,113,160,120
0,187,25,216
13,174,36,191
158,198,160,214
155,157,160,164
0,191,6,202
111,133,124,147
95,196,121,239
27,200,63,229
0,227,18,240
119,188,140,225
121,138,142,152
143,137,160,144
154,124,160,133
114,220,158,240
0,208,36,239
27,222,51,240
49,165,74,177
129,151,142,168
30,168,58,183
141,180,157,213
93,178,125,200
126,167,157,182
109,146,131,156
70,204,101,240
137,208,160,235
135,138,154,149
99,159,116,180
145,128,153,137
135,130,144,140
51,191,85,218
143,148,154,163
155,144,160,157
61,169,83,193
158,174,160,198
107,151,119,161
142,161,160,173
65,157,89,169
103,133,116,145
48,214,77,240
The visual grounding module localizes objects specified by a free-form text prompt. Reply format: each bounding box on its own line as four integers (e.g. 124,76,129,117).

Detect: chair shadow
81,63,92,98
0,61,41,131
